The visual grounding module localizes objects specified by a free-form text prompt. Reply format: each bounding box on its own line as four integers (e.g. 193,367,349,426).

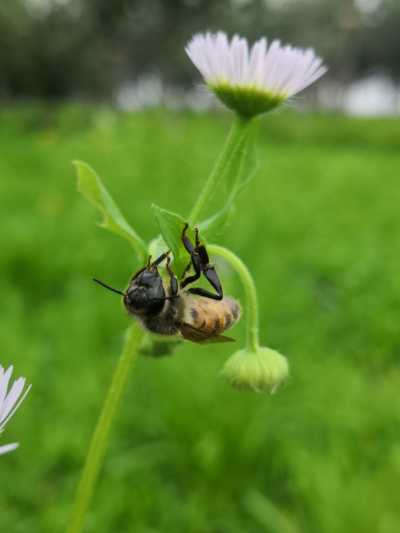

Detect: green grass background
1,107,400,533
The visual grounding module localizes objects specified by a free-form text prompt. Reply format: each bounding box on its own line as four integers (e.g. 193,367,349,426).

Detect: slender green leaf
74,161,147,261
197,204,235,242
151,205,187,260
244,490,300,533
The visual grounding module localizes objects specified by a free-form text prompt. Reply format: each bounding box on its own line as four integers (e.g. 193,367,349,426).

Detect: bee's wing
179,322,236,344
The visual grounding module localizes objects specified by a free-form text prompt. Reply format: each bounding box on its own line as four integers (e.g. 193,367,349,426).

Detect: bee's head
93,252,174,317
123,268,166,316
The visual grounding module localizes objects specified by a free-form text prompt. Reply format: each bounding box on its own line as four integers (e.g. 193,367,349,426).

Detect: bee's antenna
150,250,171,268
93,278,126,296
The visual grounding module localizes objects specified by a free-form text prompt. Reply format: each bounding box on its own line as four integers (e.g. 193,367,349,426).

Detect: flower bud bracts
223,347,289,393
211,85,286,119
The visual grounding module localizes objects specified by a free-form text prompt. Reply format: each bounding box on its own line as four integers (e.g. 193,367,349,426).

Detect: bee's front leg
180,223,202,288
150,250,171,267
181,259,192,280
166,257,178,296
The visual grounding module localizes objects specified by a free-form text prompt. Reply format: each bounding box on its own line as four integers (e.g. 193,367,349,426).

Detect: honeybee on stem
94,223,242,344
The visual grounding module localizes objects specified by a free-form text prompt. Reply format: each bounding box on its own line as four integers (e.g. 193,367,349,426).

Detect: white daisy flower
186,32,327,118
0,365,31,455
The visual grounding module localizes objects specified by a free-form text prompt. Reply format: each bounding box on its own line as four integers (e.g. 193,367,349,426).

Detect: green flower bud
139,334,183,358
222,347,289,393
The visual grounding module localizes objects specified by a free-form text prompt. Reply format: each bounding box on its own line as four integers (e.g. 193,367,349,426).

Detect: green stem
66,324,143,533
227,117,259,205
189,115,253,227
208,245,260,353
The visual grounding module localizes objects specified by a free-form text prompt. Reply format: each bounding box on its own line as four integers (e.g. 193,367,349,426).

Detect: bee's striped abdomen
190,296,242,335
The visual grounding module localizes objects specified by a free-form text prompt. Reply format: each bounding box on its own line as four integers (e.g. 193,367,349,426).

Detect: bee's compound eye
124,284,137,303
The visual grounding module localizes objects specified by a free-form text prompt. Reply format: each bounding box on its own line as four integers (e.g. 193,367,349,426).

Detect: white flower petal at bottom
0,365,31,432
0,442,19,456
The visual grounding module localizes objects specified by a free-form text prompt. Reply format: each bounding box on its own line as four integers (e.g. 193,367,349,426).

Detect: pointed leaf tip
74,161,147,261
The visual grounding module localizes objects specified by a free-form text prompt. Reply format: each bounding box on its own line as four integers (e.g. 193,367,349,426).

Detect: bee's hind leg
187,266,223,301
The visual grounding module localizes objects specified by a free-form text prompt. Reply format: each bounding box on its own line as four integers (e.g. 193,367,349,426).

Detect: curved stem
189,115,253,227
66,323,143,533
208,245,260,353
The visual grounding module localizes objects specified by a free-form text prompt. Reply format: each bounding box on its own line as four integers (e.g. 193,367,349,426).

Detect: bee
94,223,242,344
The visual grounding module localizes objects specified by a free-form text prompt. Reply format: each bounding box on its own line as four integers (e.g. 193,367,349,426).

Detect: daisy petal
0,366,31,432
0,442,19,456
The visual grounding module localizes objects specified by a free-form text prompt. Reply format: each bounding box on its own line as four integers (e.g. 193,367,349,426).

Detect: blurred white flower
186,32,327,118
0,365,31,455
0,443,19,455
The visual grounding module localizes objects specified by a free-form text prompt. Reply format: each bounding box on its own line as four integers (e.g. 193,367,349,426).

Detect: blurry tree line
0,0,399,102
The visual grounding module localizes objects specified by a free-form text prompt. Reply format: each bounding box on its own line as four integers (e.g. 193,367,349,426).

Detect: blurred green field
1,107,400,533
